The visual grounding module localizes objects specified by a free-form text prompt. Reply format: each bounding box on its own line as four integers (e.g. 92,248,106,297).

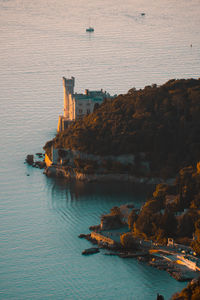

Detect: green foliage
120,232,138,250
154,228,167,244
160,210,177,237
191,240,200,256
134,210,160,239
172,277,200,300
133,163,200,244
194,219,200,242
197,162,200,174
128,209,138,230
142,199,162,213
177,212,194,238
153,184,168,199
73,158,98,174
110,206,121,216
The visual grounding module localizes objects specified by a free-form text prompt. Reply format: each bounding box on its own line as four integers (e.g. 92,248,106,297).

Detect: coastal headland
40,77,200,298
41,77,200,268
43,78,200,184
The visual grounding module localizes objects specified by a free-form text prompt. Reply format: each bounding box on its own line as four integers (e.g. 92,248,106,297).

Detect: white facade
57,76,110,132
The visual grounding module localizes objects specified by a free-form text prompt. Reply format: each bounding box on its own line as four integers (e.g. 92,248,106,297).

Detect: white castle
57,77,111,132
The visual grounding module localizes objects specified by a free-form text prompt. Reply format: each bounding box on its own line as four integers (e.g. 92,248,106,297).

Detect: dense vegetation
45,78,200,178
172,277,200,300
126,162,200,253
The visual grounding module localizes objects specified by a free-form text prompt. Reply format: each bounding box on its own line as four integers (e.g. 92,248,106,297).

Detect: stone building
57,76,111,132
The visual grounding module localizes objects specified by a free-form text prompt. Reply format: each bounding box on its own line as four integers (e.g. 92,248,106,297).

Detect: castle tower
63,76,75,119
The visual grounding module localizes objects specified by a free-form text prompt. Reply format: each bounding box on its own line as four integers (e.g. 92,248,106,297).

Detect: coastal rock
44,164,171,184
137,255,149,262
45,165,66,177
100,214,123,230
171,276,200,299
89,225,100,231
36,153,44,158
79,233,97,243
82,247,99,255
156,294,164,300
104,252,119,256
34,161,46,169
78,234,87,238
26,154,34,165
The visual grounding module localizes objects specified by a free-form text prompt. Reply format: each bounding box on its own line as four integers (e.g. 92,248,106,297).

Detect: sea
0,0,200,299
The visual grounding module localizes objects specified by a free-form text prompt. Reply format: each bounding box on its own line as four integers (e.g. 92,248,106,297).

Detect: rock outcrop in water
26,154,34,165
25,153,46,169
82,248,99,255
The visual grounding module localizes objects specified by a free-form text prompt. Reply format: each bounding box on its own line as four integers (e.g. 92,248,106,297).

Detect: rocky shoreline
25,153,200,284
149,254,197,282
25,153,46,169
44,164,174,184
26,154,170,185
79,202,200,284
80,231,198,282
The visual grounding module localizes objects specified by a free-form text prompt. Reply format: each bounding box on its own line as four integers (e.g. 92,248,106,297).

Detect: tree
177,212,194,238
134,211,157,238
142,199,161,213
160,210,177,237
128,209,138,230
120,232,138,250
110,206,121,216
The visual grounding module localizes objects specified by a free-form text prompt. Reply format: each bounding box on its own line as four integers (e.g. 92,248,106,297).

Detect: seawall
44,153,174,184
91,232,116,246
44,164,172,184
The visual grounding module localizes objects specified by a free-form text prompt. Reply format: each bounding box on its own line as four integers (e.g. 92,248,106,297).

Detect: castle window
87,109,90,114
79,109,83,114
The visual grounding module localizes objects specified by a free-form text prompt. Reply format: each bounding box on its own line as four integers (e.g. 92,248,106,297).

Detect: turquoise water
1,0,200,299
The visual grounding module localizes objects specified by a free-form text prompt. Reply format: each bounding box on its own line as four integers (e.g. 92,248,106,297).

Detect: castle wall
57,116,63,132
63,77,75,119
74,98,102,119
58,76,109,131
52,146,59,164
68,95,75,120
57,115,71,132
91,232,116,245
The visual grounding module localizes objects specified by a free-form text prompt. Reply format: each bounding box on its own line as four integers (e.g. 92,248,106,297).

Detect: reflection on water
48,176,152,201
1,0,199,298
47,177,152,215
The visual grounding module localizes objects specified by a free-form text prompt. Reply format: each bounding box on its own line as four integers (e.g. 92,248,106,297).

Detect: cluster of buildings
57,77,112,132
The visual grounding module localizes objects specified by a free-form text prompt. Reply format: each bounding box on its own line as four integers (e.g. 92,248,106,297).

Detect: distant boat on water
86,26,94,32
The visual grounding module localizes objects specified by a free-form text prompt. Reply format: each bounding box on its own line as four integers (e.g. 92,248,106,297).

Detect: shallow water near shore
0,176,185,299
1,0,200,299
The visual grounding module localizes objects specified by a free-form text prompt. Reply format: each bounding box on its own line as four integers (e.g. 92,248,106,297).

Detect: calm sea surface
0,0,200,299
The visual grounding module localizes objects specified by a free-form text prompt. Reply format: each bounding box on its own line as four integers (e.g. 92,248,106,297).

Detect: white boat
86,26,94,32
